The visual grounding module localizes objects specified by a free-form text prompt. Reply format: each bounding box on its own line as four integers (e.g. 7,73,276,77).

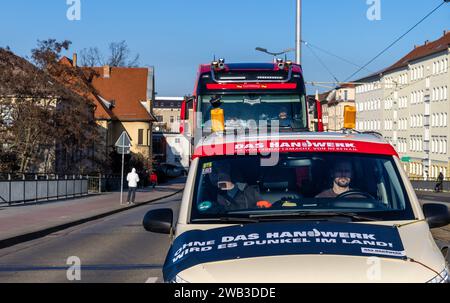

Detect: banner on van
162,221,405,282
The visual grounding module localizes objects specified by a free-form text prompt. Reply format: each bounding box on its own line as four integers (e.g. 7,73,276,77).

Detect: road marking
145,277,158,283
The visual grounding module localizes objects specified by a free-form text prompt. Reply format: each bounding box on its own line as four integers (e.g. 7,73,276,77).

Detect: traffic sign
115,131,132,205
115,131,132,155
115,131,132,148
116,146,131,155
401,156,411,163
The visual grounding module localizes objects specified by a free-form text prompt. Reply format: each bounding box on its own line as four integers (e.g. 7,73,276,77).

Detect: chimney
445,30,449,36
424,40,429,45
103,65,110,79
72,53,77,67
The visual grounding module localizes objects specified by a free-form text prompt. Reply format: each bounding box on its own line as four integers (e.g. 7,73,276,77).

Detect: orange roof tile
385,31,450,72
59,57,114,120
86,67,153,122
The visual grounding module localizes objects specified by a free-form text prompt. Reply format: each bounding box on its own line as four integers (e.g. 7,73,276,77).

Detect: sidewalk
0,177,185,244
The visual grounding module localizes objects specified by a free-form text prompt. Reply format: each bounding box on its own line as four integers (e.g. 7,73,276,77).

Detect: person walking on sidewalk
435,172,444,193
127,168,140,204
149,171,158,189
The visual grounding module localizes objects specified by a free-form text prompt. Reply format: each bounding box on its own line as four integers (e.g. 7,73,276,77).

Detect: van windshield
200,94,307,133
191,153,415,222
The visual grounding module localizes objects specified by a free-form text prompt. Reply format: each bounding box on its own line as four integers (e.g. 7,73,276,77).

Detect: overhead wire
344,0,448,82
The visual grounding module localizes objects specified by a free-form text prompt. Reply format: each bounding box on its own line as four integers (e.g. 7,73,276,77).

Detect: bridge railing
0,174,90,206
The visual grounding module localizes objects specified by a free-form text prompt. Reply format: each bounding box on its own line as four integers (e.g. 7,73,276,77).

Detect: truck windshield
191,153,415,222
200,94,307,133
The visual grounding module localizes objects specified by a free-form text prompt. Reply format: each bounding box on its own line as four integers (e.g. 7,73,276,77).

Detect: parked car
155,163,184,182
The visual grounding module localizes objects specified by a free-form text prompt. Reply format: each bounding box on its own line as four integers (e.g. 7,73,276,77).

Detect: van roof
193,132,398,159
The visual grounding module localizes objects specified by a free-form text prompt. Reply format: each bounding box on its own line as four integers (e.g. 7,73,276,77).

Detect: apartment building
153,97,185,133
356,31,450,179
152,97,193,170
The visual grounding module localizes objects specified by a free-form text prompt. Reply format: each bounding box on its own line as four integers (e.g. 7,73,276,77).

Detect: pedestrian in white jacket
126,168,140,204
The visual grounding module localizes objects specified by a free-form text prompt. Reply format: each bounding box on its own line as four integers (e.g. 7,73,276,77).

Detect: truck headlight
427,266,449,283
170,275,190,283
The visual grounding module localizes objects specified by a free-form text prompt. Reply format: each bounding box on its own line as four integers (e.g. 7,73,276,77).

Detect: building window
157,116,163,122
170,116,174,123
138,129,144,145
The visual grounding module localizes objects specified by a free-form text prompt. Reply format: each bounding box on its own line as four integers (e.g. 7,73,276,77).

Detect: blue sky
0,0,449,96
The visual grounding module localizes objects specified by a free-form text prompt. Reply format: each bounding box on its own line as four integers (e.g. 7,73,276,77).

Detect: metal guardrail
0,175,89,206
410,180,450,192
87,175,124,193
0,173,135,206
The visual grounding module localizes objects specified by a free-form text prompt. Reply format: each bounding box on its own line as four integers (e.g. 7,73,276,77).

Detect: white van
143,132,450,283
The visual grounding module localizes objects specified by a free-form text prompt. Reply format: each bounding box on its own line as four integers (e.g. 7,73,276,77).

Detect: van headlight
427,266,449,283
170,275,190,283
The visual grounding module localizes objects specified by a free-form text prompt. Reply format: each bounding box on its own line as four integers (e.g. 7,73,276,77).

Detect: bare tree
79,47,103,67
108,40,140,67
79,41,140,67
0,40,103,174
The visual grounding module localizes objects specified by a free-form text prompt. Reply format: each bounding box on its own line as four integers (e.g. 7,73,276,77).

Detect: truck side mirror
143,208,174,234
423,203,450,229
179,97,193,134
180,100,187,134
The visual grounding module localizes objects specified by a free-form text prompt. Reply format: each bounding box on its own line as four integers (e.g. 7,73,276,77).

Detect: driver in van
316,160,354,198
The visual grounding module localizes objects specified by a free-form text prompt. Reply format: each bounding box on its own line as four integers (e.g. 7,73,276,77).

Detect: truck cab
179,59,320,156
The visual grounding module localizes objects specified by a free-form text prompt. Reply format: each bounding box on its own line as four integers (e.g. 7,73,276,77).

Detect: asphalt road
416,191,450,203
0,190,448,283
0,193,182,283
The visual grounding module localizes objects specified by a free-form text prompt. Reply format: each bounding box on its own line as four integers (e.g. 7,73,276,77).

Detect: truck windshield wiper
249,211,380,222
191,217,260,224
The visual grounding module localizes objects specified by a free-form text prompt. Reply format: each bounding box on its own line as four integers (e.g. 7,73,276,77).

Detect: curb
0,189,184,250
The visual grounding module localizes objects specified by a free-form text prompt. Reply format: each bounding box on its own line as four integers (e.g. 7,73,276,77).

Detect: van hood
176,254,436,283
169,221,446,283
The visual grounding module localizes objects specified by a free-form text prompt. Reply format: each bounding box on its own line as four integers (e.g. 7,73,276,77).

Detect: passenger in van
216,170,261,210
315,160,355,198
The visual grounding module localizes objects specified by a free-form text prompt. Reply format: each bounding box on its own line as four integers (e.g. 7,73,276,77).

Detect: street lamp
255,47,295,62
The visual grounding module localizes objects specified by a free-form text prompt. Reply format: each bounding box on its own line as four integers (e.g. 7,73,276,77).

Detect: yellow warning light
344,106,356,129
211,108,225,133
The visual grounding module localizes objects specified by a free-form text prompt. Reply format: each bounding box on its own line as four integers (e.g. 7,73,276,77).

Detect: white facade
356,35,449,179
163,133,191,169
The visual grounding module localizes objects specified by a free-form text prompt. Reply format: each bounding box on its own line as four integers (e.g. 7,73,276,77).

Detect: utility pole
120,134,125,205
296,0,302,64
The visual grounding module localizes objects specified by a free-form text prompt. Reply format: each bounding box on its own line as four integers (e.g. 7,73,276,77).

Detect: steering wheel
335,190,376,200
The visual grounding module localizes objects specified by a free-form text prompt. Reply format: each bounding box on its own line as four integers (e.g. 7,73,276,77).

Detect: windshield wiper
249,211,380,222
192,217,260,224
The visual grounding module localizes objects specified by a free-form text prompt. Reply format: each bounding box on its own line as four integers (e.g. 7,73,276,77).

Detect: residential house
59,55,157,172
0,49,96,174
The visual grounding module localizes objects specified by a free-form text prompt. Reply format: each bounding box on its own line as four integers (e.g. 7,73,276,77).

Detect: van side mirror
143,208,174,234
423,203,450,229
